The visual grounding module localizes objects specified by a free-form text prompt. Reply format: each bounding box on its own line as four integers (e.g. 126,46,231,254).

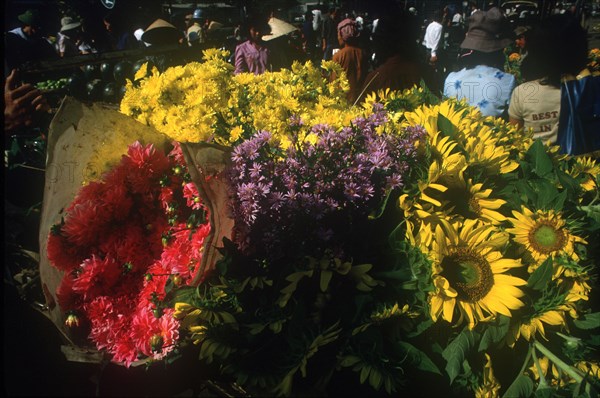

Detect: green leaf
578,205,600,224
407,318,434,338
437,113,460,140
167,285,198,305
553,189,567,213
514,179,538,203
398,342,442,375
369,189,393,220
527,140,553,177
573,313,600,330
503,374,534,398
442,329,475,384
527,257,553,291
478,315,510,352
555,168,580,197
534,386,554,398
535,180,559,209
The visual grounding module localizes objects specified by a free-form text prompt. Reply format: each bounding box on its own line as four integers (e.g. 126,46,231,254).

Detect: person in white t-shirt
508,14,589,145
508,80,560,143
422,10,444,93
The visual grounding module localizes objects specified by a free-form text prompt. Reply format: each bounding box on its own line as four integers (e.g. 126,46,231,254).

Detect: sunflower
443,179,507,225
575,361,600,380
463,124,519,174
428,220,527,328
507,309,568,347
528,356,575,388
475,354,501,398
568,156,600,192
506,207,587,271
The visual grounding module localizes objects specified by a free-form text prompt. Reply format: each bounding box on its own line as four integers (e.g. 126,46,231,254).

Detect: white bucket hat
60,16,81,32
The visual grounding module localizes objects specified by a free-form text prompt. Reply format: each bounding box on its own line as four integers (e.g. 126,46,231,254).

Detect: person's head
192,9,203,24
18,9,43,38
336,18,359,46
524,13,588,86
513,26,529,49
103,12,120,33
304,11,313,22
460,7,511,54
141,18,182,46
371,9,420,63
60,16,82,36
245,15,271,43
430,9,444,22
184,12,193,28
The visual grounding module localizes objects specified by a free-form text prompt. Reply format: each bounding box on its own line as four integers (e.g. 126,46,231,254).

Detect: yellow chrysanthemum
475,354,501,398
509,53,521,62
428,220,526,328
506,207,587,270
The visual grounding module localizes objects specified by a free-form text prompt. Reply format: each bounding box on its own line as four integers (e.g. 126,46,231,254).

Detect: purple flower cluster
228,108,425,260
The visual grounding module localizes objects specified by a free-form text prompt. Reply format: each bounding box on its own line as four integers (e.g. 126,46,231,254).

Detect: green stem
531,343,549,388
501,346,533,398
533,340,584,383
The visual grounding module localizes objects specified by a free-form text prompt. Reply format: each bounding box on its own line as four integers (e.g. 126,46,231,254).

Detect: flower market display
42,50,600,397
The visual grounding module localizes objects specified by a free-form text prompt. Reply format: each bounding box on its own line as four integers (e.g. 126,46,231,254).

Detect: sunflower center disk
529,222,565,254
441,249,494,302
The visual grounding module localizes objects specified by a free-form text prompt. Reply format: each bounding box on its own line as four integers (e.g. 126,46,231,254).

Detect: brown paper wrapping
38,97,234,363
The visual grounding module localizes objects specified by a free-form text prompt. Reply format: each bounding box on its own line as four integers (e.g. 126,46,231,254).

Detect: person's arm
4,69,50,134
507,85,524,129
429,24,442,62
508,117,524,129
234,43,247,74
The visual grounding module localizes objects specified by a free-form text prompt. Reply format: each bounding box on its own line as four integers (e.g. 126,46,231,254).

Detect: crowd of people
3,2,596,149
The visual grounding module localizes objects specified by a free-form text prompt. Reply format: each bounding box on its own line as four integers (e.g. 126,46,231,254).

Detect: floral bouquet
588,48,600,74
41,50,600,396
46,141,210,366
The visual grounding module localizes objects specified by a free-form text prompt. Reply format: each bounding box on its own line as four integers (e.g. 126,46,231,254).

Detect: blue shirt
443,65,516,117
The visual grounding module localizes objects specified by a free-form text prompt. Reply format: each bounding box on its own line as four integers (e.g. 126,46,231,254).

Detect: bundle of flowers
227,109,425,260
504,47,524,84
46,141,210,366
119,49,357,147
171,98,598,396
394,98,600,396
43,52,600,397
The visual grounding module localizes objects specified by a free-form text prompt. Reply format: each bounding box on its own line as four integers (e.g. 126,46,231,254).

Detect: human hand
4,69,50,133
429,55,438,64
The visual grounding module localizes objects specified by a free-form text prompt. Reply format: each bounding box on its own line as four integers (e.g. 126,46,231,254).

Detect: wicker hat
262,17,295,41
18,9,41,27
60,16,81,32
142,19,182,45
461,7,511,53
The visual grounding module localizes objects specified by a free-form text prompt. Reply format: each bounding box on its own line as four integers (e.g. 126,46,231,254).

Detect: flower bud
122,262,133,275
172,274,182,286
65,313,80,328
150,334,163,353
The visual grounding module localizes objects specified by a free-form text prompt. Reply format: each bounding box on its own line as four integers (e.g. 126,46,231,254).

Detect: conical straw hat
263,17,297,41
142,18,182,45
